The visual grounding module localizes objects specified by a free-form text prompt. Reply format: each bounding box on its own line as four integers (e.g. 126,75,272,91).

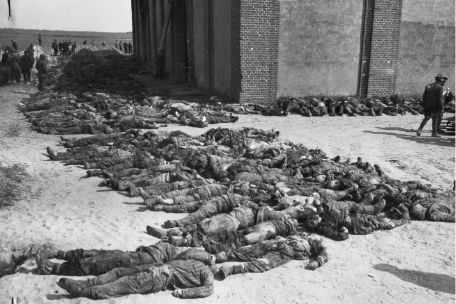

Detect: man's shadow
364,128,455,147
374,264,455,294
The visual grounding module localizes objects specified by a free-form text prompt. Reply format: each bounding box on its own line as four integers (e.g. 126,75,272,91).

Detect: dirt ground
0,83,454,304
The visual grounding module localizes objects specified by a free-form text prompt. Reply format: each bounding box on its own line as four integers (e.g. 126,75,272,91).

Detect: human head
305,214,322,229
39,54,46,60
410,204,426,220
435,74,448,86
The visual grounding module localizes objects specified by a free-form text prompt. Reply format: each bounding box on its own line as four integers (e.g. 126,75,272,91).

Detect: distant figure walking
72,41,77,55
128,41,133,54
38,33,42,47
35,54,48,91
416,74,448,137
7,49,21,83
20,52,33,83
0,49,11,85
123,41,128,54
118,41,123,52
52,39,58,56
11,40,18,51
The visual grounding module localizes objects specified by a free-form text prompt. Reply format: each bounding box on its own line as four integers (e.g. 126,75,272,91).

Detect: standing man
20,51,33,83
417,74,447,137
7,48,21,83
71,41,77,55
52,39,58,56
38,33,42,47
11,40,17,51
0,50,11,86
128,41,133,54
35,54,48,91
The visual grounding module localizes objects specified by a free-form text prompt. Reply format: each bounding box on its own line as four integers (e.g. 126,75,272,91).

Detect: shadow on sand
46,294,70,300
364,128,455,147
374,264,455,294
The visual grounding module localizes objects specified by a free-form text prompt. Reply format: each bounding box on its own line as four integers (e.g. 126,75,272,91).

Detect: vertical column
207,0,214,90
230,0,241,101
185,0,195,84
131,0,138,57
357,0,375,98
238,0,279,104
358,0,403,98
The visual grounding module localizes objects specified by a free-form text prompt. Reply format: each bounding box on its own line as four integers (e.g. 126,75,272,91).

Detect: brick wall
230,0,241,101
357,0,375,98
358,0,403,97
238,0,280,104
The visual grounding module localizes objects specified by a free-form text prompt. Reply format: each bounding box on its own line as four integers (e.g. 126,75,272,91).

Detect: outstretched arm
316,223,349,241
306,244,328,270
175,248,214,266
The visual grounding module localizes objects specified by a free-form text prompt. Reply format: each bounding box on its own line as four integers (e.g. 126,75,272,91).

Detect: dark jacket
20,54,34,71
422,82,444,113
35,59,48,75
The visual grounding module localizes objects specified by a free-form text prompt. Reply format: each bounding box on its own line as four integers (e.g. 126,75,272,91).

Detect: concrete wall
277,0,363,97
213,0,233,98
396,0,455,95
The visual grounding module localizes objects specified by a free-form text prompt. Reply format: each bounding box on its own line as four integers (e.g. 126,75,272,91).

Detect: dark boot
46,147,57,160
219,264,245,280
146,225,167,239
417,118,428,136
329,104,336,116
86,169,102,177
431,117,441,137
57,278,91,297
336,105,344,116
164,219,178,229
374,164,384,176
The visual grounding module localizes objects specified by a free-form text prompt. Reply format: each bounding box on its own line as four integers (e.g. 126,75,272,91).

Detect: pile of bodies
19,92,238,135
25,126,452,299
219,94,455,117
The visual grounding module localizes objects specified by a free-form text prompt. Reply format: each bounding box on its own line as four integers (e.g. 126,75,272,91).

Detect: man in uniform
35,54,48,91
416,74,447,137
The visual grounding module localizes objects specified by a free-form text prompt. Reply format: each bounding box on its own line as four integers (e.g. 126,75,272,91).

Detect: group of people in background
115,40,133,54
0,43,48,91
1,34,133,91
52,39,77,56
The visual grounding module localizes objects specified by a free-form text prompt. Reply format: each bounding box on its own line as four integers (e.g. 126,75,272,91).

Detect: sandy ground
0,83,454,304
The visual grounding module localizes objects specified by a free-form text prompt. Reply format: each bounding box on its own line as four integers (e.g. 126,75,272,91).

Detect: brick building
131,0,455,103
